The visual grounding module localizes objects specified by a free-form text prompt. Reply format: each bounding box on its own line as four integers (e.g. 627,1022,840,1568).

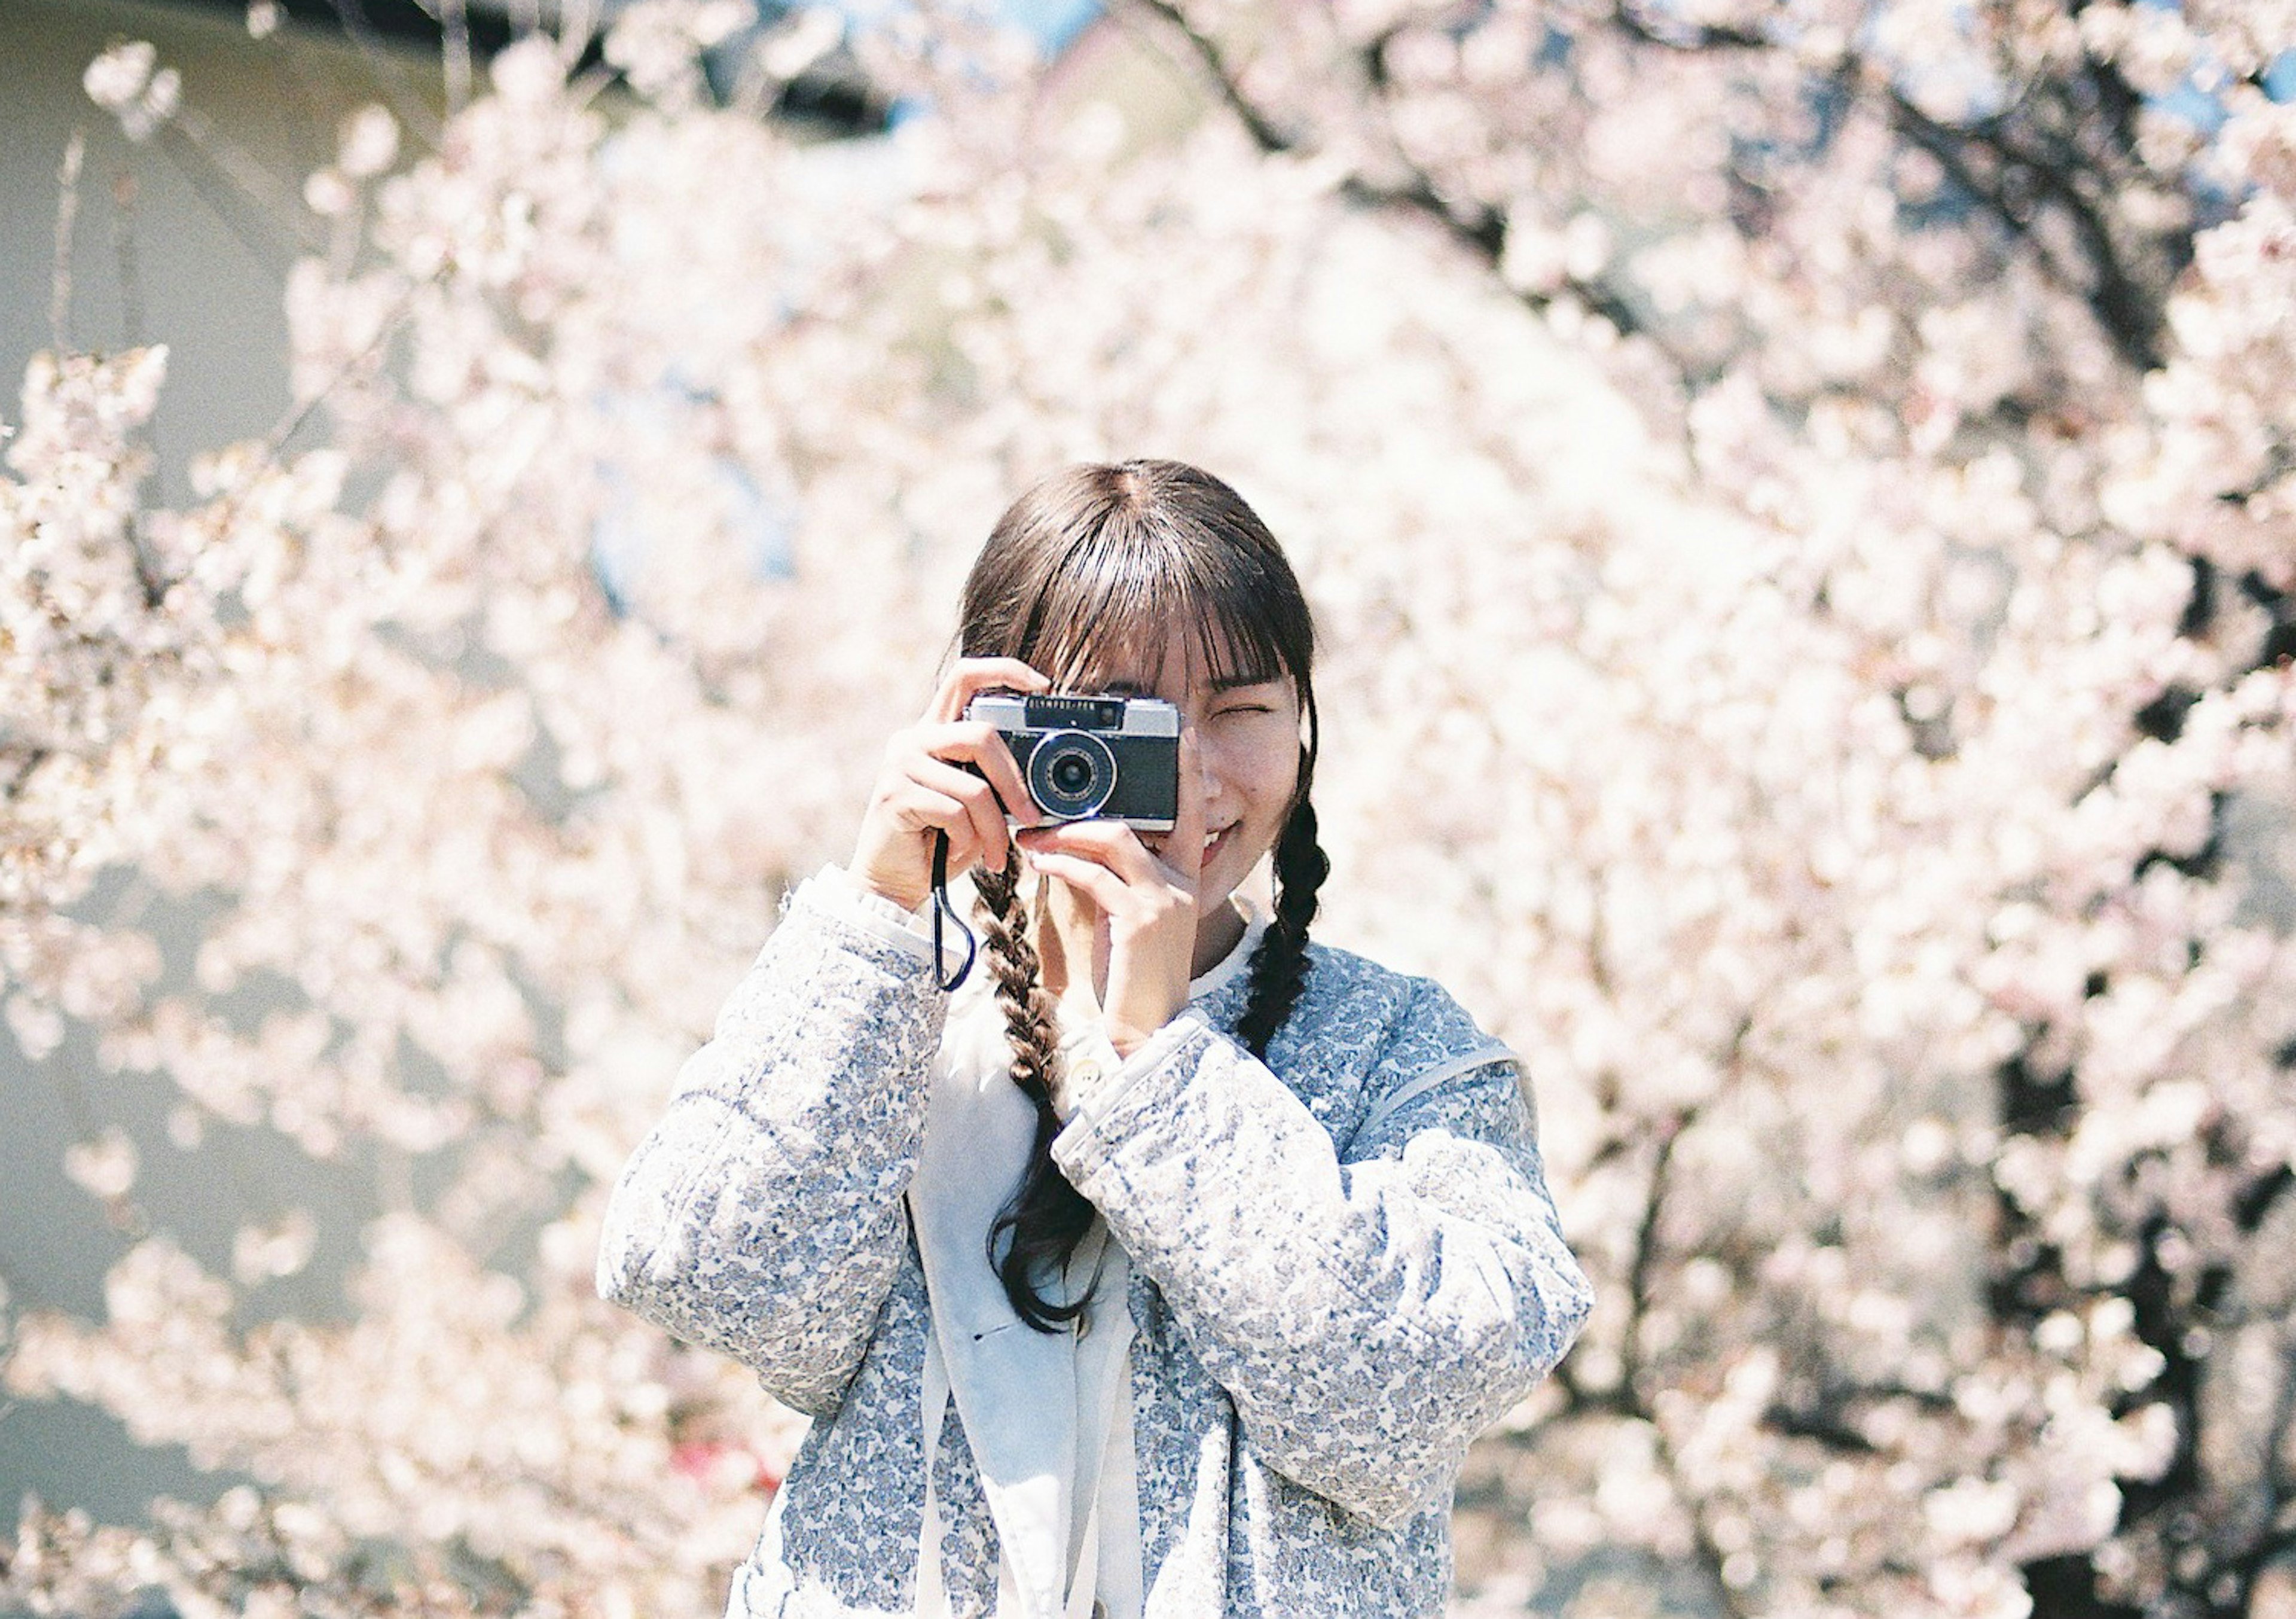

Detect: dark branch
1610,1,1771,54
1619,1108,1692,1399
1119,0,1295,156
1123,0,1692,383
3,748,53,803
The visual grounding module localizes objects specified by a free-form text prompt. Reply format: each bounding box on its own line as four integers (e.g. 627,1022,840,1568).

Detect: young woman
597,460,1592,1618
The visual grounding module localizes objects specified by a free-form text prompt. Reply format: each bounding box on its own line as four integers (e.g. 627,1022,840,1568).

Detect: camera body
966,693,1181,831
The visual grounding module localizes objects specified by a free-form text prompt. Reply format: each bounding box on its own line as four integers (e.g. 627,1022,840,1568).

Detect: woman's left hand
1015,731,1207,1059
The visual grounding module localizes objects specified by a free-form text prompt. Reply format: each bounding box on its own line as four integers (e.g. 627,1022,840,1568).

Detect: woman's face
1068,623,1304,935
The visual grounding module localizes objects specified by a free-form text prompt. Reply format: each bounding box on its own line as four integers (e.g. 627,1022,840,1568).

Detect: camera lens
1028,730,1116,820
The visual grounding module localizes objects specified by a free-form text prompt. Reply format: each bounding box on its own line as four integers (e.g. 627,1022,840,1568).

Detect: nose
1186,719,1232,812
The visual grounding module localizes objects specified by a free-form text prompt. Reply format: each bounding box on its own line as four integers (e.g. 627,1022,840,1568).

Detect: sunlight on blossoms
4,0,2296,1615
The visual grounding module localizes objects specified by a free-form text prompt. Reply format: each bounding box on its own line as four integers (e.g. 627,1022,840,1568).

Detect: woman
597,460,1593,1618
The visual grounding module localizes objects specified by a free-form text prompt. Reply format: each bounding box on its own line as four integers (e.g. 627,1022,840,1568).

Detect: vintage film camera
964,693,1181,831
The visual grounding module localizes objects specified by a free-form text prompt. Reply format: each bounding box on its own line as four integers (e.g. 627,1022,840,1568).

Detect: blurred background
3,1,2294,1615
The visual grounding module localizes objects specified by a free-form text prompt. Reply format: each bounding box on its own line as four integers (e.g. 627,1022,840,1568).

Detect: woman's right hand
848,657,1049,912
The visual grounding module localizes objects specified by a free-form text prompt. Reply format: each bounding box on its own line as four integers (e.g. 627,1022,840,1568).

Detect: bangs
959,459,1317,717
1024,529,1290,695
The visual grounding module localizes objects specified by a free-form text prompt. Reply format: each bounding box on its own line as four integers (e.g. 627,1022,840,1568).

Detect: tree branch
1619,1106,1692,1400
1118,0,1294,156
1120,0,1693,383
1605,1,2172,373
50,130,84,352
1877,80,2164,371
1610,1,1770,54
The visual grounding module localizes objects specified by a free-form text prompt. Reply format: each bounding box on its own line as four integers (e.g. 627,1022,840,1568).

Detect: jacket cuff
792,864,938,962
1052,1008,1220,1145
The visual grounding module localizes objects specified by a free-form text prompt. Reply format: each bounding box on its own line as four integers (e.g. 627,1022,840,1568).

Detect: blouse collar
1189,893,1268,1001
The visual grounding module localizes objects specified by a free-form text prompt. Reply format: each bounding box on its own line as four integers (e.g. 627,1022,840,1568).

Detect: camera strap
928,830,977,992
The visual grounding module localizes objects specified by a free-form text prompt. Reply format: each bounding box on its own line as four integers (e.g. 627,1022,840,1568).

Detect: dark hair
957,459,1329,1332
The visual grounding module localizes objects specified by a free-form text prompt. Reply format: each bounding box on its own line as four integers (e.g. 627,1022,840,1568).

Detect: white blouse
854,867,1264,1619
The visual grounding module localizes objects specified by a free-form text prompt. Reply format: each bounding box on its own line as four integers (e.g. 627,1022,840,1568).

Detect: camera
965,693,1181,831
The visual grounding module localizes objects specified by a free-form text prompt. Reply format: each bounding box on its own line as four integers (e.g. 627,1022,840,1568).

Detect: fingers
872,770,986,857
1018,813,1198,1052
930,657,1049,724
917,721,1034,830
1016,817,1171,889
908,755,1015,876
853,768,994,908
1015,849,1136,914
850,660,1049,911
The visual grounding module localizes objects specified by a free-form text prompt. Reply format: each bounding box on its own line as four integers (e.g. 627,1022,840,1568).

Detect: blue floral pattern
598,876,1593,1617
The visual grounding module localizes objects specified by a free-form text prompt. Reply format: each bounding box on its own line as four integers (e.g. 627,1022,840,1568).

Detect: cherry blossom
4,3,2293,1614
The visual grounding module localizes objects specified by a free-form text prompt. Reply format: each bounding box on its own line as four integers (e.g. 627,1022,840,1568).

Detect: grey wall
1,0,444,1526
1,0,447,499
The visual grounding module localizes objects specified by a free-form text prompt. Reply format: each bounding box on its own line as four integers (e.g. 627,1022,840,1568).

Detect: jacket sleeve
1049,978,1593,1528
594,871,947,1416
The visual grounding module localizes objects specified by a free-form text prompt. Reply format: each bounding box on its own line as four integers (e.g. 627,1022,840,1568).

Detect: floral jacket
596,874,1593,1617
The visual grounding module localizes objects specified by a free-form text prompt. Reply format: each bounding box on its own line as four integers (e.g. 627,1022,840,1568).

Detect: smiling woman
1025,629,1302,982
594,459,1593,1619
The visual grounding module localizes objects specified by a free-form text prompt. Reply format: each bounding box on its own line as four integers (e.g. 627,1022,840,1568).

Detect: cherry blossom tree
4,2,2294,1615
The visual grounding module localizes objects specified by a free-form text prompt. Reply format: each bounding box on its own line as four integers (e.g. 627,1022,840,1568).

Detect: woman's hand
849,658,1048,912
1016,732,1208,1058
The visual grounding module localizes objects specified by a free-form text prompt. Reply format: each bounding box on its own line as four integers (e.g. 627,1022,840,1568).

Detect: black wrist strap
929,831,976,992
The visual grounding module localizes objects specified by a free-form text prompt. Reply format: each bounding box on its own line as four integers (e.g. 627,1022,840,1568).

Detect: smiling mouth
1203,825,1236,861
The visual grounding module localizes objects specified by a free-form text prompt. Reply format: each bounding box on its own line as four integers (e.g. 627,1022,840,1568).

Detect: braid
973,864,1097,1333
1233,788,1329,1060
